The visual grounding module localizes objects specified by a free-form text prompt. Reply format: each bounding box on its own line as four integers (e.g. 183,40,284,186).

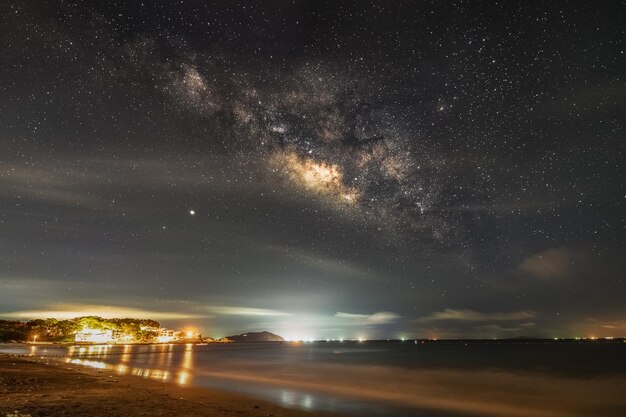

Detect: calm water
3,340,626,416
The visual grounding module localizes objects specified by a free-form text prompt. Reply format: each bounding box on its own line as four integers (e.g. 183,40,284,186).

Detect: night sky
1,1,624,340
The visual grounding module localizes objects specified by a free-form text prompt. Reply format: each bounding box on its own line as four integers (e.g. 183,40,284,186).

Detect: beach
3,341,626,417
0,355,337,417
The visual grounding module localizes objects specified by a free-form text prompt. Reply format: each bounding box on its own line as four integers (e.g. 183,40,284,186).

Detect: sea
2,340,626,417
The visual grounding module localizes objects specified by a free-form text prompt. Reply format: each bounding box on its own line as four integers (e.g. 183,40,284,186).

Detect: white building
156,328,183,343
74,328,114,343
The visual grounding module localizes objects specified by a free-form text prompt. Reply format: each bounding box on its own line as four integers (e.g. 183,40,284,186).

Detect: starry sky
0,1,624,340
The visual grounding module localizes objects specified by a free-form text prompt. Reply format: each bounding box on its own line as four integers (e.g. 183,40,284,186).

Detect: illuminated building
156,328,184,343
74,328,114,343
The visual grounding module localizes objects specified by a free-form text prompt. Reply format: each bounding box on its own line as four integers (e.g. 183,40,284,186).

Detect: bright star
189,210,195,215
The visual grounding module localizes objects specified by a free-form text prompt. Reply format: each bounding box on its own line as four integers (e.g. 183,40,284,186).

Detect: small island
226,331,285,342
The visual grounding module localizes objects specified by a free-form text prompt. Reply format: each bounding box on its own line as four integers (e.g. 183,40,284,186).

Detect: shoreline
0,354,341,417
3,343,626,417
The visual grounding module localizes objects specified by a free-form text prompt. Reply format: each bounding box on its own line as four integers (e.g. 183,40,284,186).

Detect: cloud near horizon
0,303,294,321
335,311,401,324
519,247,578,279
205,306,293,317
0,304,206,321
418,309,538,323
576,318,626,336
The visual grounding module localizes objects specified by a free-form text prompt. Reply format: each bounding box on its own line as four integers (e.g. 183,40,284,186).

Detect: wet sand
3,348,626,417
195,362,626,417
0,355,338,417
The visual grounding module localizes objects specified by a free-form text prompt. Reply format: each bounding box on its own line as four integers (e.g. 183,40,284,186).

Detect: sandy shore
3,350,626,417
0,355,339,417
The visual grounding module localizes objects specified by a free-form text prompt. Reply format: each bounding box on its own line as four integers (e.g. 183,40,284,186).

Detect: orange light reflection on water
177,370,189,385
121,344,132,363
182,344,193,369
173,343,195,386
65,345,190,385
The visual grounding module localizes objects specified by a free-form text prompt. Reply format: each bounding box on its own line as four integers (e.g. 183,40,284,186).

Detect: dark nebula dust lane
0,1,624,339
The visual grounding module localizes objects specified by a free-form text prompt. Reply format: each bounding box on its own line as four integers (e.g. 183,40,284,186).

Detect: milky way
123,39,468,244
0,1,624,339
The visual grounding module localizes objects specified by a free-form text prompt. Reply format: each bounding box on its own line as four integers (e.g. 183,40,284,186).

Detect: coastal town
0,316,286,344
74,325,213,344
0,316,231,344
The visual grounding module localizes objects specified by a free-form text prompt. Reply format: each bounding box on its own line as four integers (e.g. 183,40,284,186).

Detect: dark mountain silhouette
226,331,285,342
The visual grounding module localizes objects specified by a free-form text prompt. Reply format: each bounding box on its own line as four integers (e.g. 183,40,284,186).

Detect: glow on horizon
0,304,429,340
282,332,316,342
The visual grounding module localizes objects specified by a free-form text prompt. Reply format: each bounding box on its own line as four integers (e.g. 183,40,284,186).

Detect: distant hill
226,331,285,342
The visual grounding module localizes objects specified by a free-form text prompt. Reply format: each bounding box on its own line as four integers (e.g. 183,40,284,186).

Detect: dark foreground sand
0,355,338,417
3,353,626,417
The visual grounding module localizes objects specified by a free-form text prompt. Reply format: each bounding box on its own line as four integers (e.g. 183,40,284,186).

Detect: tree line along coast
0,316,285,344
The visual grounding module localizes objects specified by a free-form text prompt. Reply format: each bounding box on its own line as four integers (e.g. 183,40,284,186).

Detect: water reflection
178,370,190,385
302,394,313,409
65,344,115,358
64,344,192,386
121,344,132,363
67,358,108,370
182,344,193,369
176,343,194,385
280,390,315,410
165,344,174,367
